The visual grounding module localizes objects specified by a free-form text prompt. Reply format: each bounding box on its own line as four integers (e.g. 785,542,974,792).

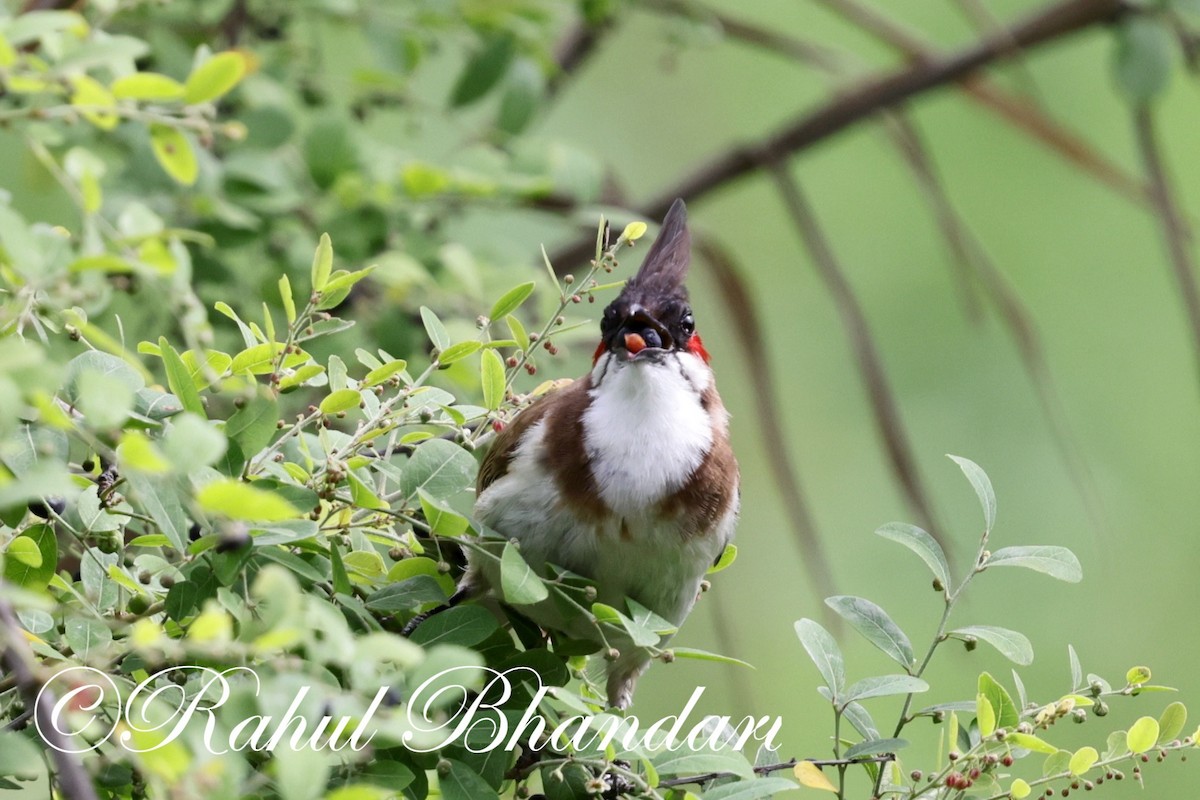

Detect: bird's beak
615,309,671,360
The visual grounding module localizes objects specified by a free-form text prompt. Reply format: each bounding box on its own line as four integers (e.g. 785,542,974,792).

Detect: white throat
583,351,714,516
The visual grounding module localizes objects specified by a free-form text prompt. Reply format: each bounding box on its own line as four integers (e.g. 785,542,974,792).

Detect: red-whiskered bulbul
414,200,740,709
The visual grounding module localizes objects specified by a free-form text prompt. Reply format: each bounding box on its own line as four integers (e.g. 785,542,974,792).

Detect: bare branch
550,0,1128,271
0,585,99,800
813,0,1147,207
659,754,895,789
1133,105,1200,387
642,0,846,72
548,19,614,97
767,165,946,548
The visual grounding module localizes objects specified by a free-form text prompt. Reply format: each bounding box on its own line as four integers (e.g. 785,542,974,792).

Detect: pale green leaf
986,546,1082,582
500,542,548,605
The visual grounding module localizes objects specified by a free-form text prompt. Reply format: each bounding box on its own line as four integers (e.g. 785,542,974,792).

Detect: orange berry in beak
624,332,646,354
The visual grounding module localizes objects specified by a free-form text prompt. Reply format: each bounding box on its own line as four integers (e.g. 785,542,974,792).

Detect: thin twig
658,754,894,789
0,586,99,800
767,166,946,547
951,0,1047,102
642,0,846,72
548,19,614,97
813,0,1148,208
1133,105,1200,388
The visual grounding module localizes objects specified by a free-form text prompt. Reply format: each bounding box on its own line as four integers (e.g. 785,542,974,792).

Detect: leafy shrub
0,4,1197,800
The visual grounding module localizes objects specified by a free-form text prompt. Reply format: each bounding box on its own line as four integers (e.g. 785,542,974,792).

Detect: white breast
583,351,713,516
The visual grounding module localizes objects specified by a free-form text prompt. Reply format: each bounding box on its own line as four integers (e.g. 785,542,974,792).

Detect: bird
416,199,739,709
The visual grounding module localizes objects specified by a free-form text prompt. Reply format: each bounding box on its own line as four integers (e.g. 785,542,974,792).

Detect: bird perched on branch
417,200,739,709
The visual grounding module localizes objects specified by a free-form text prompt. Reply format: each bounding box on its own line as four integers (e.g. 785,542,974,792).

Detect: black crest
625,198,690,299
598,200,698,355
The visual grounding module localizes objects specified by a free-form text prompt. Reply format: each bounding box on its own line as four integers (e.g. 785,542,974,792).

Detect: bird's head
592,199,710,366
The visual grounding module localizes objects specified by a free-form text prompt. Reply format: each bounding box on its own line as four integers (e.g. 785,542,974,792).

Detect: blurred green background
534,2,1200,796
5,0,1200,795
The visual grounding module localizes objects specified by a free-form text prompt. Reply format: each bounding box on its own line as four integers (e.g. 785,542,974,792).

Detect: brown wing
476,388,557,494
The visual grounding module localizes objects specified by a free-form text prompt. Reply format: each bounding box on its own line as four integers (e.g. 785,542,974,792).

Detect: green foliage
790,456,1198,799
2,2,1198,800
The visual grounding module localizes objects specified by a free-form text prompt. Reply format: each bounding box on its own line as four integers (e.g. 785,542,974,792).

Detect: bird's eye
680,312,695,335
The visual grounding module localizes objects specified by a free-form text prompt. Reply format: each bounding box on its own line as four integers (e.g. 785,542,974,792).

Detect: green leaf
409,605,498,648
481,349,505,411
65,351,145,405
670,647,755,669
449,34,515,107
440,759,499,800
438,341,482,365
1113,16,1175,103
163,413,226,470
417,489,469,536
420,306,451,350
500,542,548,605
1127,716,1159,754
1010,778,1032,799
65,617,112,661
223,394,278,466
794,618,845,698
111,72,185,100
707,543,737,574
1127,665,1152,685
976,692,997,737
652,750,753,780
840,698,880,740
320,388,361,414
1069,746,1098,776
978,672,1019,729
149,124,198,186
364,575,447,612
985,546,1082,582
3,524,56,590
0,729,43,779
840,675,928,705
825,595,914,670
843,738,907,760
311,233,333,292
158,338,204,416
328,542,352,595
70,74,118,130
5,536,42,567
874,521,950,590
704,777,801,799
184,51,248,104
505,315,529,351
1104,730,1129,760
197,479,302,521
318,266,375,301
399,439,476,504
363,360,407,387
1158,701,1187,743
123,472,188,551
229,343,307,375
1069,644,1083,689
497,58,544,135
1007,732,1057,755
951,625,1034,666
489,281,536,321
948,454,996,533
